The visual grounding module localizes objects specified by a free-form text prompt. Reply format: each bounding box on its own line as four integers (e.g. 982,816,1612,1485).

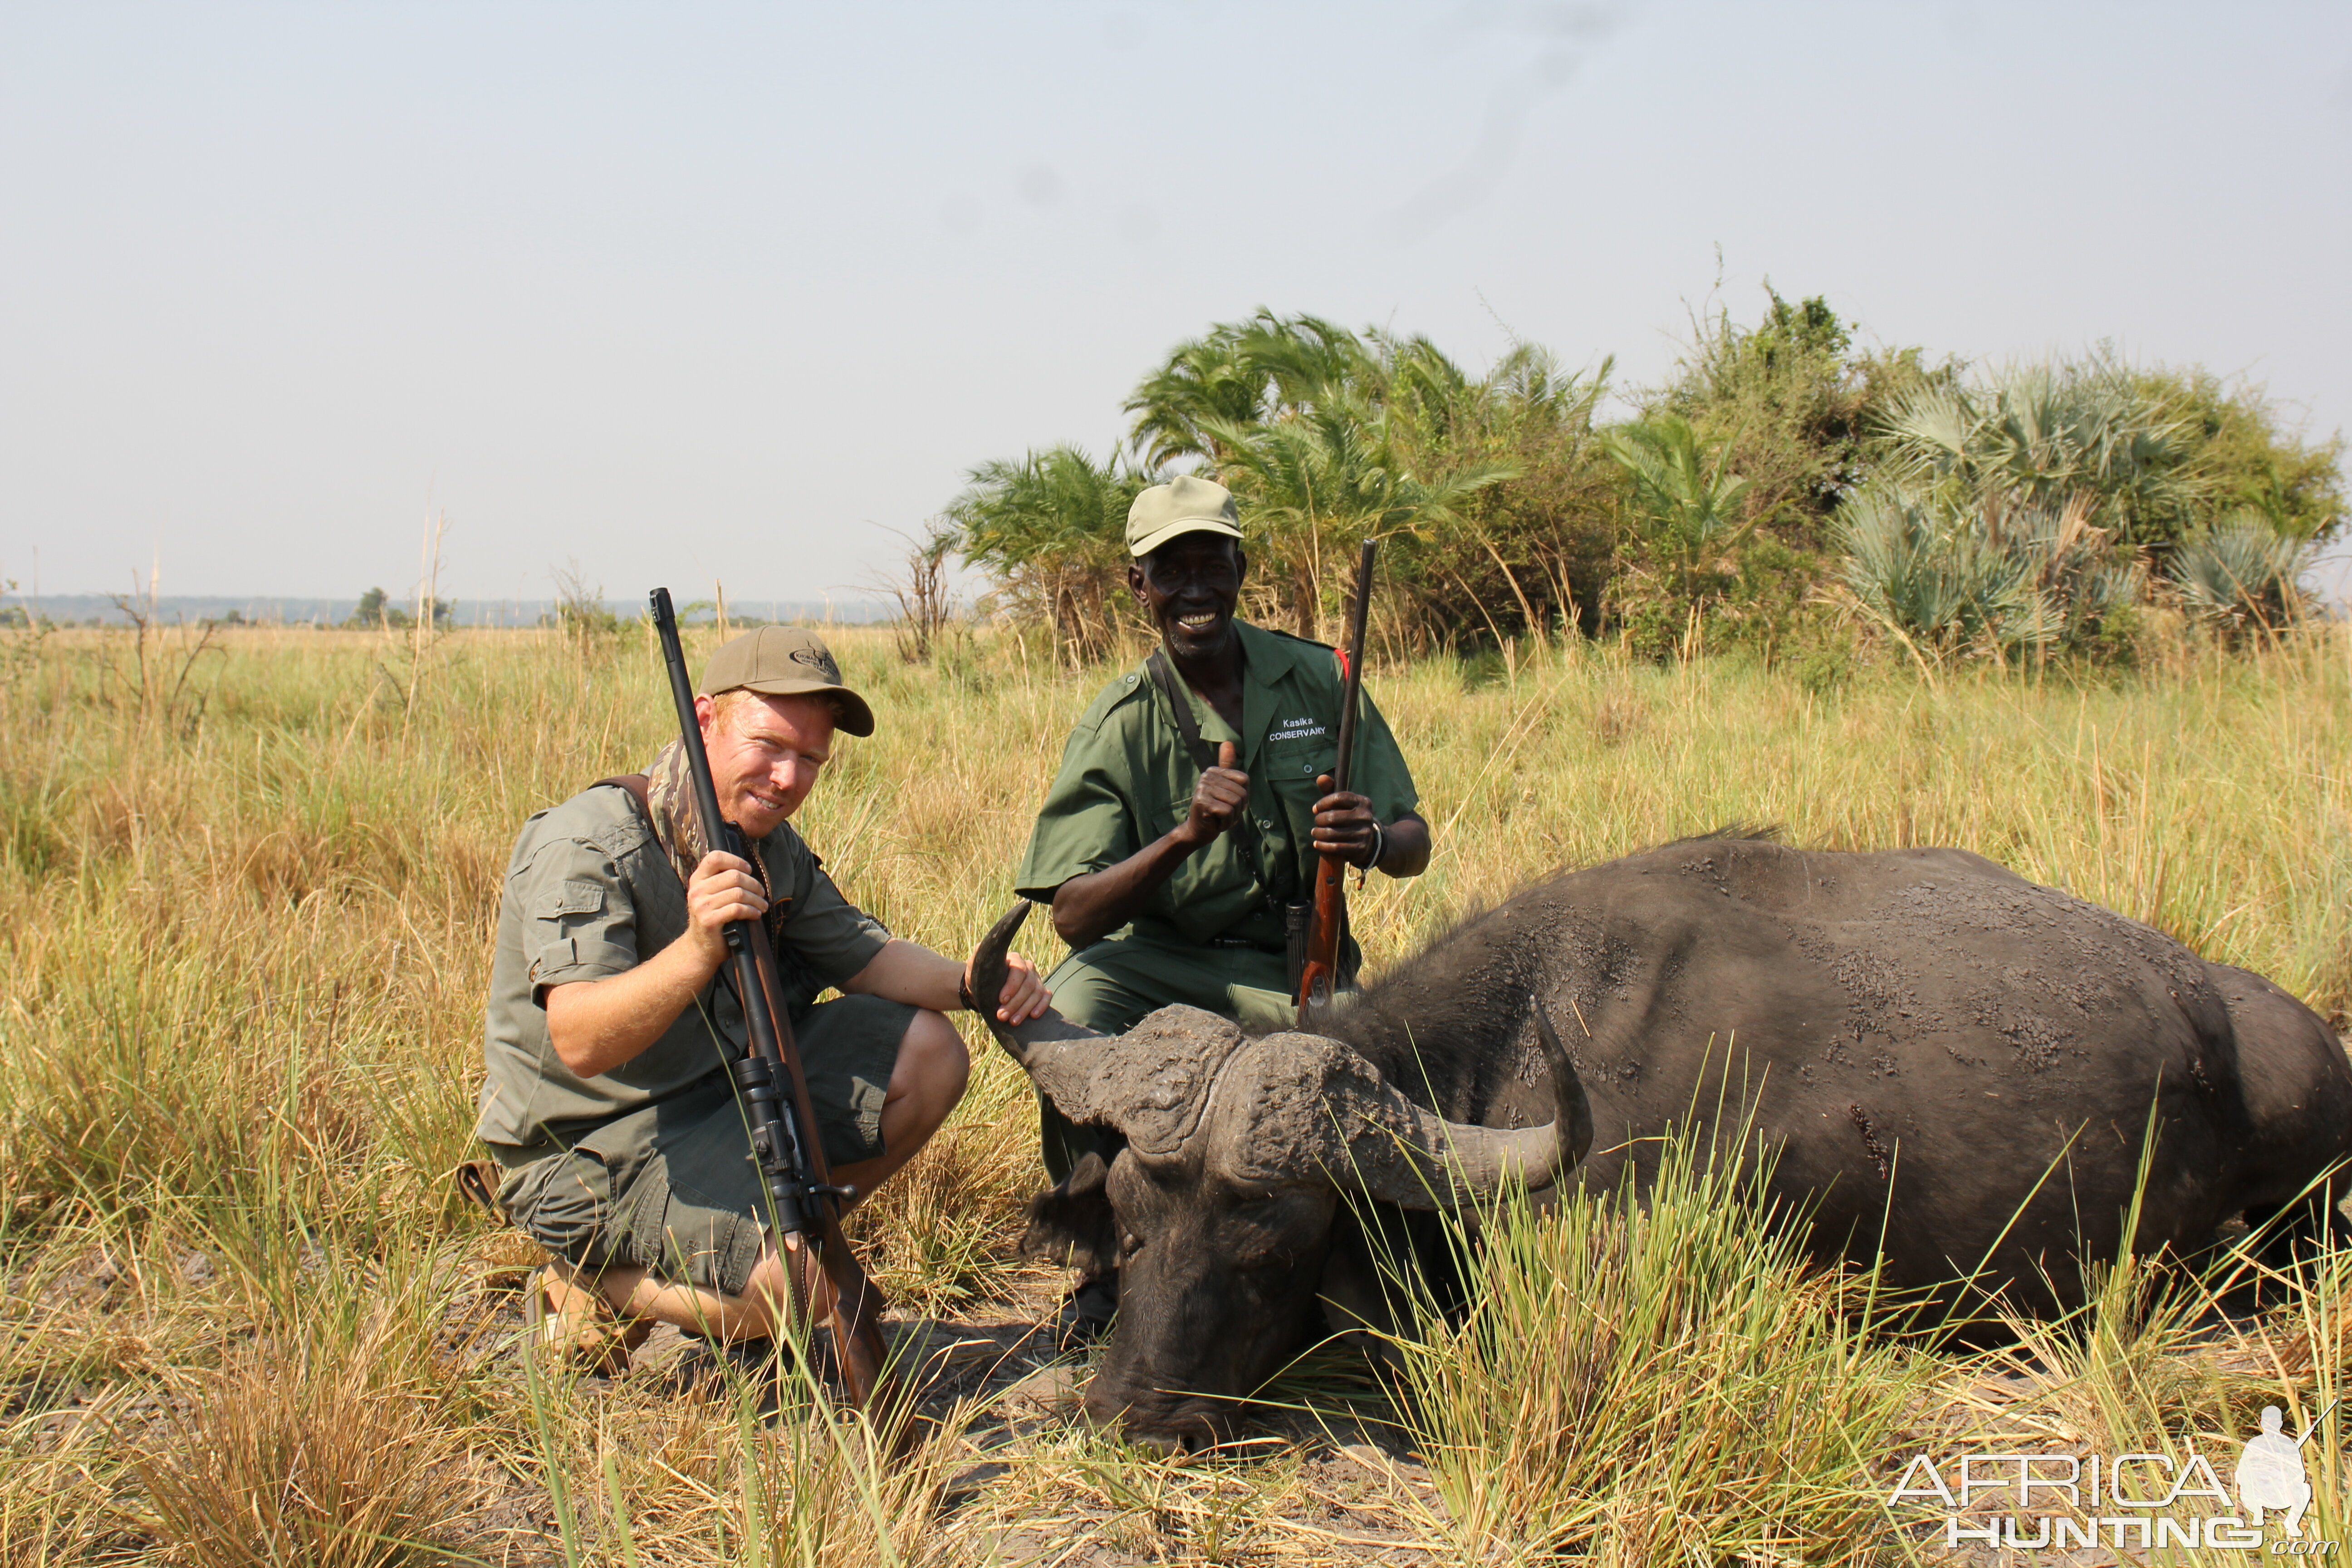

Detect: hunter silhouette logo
2236,1402,2337,1538
1889,1399,2342,1553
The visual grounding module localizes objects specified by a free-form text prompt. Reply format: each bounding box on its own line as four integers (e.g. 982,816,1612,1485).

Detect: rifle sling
1142,650,1287,916
1142,650,1219,774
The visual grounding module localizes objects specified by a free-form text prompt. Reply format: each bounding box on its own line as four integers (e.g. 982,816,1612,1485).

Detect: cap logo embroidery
789,646,840,682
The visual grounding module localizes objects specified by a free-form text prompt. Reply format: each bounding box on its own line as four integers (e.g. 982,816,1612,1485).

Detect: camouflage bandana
640,738,790,946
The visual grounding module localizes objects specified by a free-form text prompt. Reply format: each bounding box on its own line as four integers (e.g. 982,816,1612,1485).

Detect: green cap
698,625,876,737
1126,475,1244,558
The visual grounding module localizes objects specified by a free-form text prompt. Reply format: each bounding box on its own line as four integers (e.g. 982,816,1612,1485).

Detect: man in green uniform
1013,474,1431,1341
476,625,1049,1371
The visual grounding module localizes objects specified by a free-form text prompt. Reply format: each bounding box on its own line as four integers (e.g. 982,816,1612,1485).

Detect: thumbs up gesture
1180,740,1251,848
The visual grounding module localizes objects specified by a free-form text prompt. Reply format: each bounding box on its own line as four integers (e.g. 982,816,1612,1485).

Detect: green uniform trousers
1037,934,1298,1182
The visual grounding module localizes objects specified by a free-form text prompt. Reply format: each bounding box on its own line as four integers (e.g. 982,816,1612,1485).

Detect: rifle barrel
1330,539,1377,796
1296,540,1378,1014
649,589,731,876
645,587,813,1238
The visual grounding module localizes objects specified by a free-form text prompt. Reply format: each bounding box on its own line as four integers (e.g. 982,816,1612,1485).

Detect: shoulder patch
537,879,606,919
587,819,647,859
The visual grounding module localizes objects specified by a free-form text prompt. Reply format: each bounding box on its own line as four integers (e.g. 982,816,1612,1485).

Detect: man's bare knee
898,1009,971,1102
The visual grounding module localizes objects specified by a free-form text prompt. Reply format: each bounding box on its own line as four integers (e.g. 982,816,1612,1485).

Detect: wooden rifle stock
646,588,898,1428
1296,540,1378,1017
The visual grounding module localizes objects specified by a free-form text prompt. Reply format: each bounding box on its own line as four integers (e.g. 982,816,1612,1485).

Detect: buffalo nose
1129,1430,1190,1459
1085,1395,1218,1457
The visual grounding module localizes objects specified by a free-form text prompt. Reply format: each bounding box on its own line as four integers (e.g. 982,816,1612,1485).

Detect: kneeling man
475,626,1046,1369
1013,476,1431,1342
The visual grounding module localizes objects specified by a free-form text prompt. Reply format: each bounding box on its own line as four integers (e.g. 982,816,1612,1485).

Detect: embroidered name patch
1267,716,1327,742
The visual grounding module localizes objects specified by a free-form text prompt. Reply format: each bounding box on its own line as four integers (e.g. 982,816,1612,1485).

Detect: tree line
941,292,2343,667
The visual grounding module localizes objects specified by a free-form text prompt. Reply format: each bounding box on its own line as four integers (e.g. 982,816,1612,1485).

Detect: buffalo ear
1020,1152,1120,1274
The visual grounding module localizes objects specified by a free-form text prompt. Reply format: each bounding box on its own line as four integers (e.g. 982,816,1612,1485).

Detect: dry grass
133,1327,470,1568
1386,1135,1934,1566
1,616,2349,1563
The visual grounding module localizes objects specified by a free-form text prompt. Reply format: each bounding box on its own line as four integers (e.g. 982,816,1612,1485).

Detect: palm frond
2168,513,2311,632
1835,483,2141,656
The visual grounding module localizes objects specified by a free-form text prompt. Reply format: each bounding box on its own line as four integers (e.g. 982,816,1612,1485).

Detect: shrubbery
944,291,2344,667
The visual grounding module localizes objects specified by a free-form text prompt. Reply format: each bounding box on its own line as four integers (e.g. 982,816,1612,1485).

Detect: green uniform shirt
1014,620,1419,950
474,783,892,1148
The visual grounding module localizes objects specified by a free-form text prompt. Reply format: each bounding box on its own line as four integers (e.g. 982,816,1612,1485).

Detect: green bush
945,295,2343,671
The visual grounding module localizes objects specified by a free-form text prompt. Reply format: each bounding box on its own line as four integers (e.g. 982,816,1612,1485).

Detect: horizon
0,591,896,627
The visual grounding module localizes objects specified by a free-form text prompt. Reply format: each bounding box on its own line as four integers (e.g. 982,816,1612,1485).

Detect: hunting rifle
1296,539,1378,1017
646,587,896,1417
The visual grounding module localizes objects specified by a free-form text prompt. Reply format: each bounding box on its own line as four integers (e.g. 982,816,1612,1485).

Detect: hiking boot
533,1266,653,1376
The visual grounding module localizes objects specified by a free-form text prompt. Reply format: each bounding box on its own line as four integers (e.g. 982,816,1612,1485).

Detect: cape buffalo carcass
969,836,2352,1453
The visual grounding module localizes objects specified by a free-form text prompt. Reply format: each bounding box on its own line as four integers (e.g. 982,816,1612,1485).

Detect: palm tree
1202,391,1516,640
1836,485,2144,658
1124,331,1266,470
1877,356,2199,540
2167,512,2310,640
949,445,1158,664
1601,413,1759,594
1123,311,1367,470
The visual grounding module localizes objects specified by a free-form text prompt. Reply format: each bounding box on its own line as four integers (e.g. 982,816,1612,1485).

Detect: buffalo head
971,902,1591,1451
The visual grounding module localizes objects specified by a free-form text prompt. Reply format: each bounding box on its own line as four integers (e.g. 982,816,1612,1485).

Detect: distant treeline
941,291,2344,666
0,595,894,631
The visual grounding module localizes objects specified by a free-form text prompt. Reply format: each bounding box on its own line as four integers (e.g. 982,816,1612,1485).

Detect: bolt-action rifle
647,587,895,1416
1295,540,1378,1018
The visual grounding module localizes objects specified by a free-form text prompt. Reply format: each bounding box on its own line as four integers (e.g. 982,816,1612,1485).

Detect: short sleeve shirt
1014,620,1419,949
474,784,892,1148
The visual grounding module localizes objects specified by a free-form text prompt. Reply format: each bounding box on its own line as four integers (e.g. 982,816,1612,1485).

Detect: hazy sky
5,1,2349,604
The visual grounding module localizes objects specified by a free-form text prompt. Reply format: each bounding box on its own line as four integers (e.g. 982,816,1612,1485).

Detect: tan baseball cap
698,625,876,737
1126,474,1244,558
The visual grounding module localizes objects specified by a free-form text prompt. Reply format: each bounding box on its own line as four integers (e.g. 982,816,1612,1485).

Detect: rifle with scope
647,586,895,1416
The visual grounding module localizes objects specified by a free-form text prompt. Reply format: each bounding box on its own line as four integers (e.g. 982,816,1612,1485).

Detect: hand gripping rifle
647,588,896,1418
1295,539,1378,1019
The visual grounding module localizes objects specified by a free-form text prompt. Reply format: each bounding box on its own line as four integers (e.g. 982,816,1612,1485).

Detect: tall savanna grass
1386,1132,1930,1566
0,614,2347,1561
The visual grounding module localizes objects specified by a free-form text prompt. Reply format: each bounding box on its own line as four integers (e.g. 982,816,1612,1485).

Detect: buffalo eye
1120,1231,1142,1258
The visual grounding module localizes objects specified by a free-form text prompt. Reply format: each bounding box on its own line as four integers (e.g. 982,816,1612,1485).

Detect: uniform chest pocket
1266,740,1339,791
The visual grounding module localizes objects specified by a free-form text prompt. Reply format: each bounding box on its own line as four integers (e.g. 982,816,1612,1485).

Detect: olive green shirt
1014,620,1419,949
475,783,892,1148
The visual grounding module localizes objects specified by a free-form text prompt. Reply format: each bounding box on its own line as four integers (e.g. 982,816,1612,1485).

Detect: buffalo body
977,837,2352,1449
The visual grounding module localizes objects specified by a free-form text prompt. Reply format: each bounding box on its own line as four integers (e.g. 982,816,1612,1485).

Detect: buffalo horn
967,900,1113,1119
1343,1001,1591,1209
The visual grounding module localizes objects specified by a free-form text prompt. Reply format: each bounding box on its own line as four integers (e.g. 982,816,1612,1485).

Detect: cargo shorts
491,994,913,1297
